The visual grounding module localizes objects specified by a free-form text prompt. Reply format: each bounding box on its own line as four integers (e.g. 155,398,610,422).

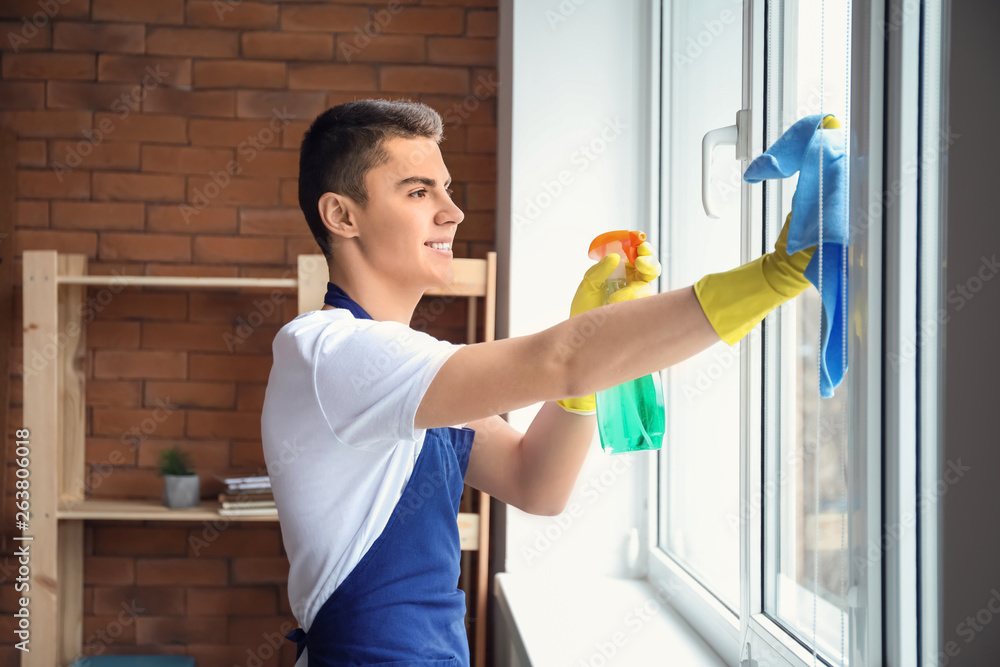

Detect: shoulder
278,308,352,335
274,309,454,357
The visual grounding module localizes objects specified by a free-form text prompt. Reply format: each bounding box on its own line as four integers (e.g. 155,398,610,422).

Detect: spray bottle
587,230,666,455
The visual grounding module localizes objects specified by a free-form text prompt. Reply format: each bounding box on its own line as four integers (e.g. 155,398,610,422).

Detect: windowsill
494,572,727,666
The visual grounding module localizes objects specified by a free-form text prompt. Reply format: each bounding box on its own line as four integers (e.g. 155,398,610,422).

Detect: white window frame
646,0,946,665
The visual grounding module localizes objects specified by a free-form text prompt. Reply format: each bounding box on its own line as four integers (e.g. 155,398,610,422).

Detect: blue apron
284,282,475,666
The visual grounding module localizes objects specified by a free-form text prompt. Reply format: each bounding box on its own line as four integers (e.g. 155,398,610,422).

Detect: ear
318,192,358,245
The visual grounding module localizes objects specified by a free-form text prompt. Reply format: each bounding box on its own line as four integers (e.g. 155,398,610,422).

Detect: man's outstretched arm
461,284,718,516
417,212,813,433
424,213,814,514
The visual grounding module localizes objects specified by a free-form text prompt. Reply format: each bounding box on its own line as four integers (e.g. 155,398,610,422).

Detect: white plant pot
162,474,200,509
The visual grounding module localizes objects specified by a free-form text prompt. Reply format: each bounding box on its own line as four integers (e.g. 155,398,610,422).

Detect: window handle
739,642,759,667
701,109,750,218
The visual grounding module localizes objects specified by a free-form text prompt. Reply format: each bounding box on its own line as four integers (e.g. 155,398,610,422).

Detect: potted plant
158,446,200,509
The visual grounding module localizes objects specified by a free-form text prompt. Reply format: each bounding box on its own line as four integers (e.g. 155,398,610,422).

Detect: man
261,99,815,665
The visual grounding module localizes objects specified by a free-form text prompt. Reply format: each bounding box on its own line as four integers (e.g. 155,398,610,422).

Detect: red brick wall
2,0,497,664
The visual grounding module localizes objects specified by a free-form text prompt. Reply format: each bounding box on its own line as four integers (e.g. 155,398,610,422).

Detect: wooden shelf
51,257,488,296
58,275,298,289
56,498,278,522
56,499,483,549
23,249,497,667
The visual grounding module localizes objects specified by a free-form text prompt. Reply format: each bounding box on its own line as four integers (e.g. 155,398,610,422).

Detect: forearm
558,285,720,399
513,286,717,515
516,400,596,515
419,285,716,431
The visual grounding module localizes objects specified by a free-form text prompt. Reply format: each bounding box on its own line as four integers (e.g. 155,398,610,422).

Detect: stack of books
215,474,277,516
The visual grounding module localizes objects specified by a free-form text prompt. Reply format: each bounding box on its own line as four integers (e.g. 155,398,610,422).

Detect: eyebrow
395,175,453,189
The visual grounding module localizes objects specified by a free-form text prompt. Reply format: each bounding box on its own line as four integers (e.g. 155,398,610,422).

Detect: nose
439,196,464,226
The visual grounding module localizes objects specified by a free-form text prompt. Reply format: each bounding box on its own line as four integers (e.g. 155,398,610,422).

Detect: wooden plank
475,490,491,667
55,499,481,547
59,275,298,289
466,296,476,346
484,252,496,343
474,252,496,667
22,250,60,667
57,499,279,522
58,521,83,666
49,255,488,303
57,255,86,505
297,254,327,315
0,128,13,545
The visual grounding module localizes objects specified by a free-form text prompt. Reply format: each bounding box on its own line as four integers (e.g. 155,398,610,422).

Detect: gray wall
941,1,1000,665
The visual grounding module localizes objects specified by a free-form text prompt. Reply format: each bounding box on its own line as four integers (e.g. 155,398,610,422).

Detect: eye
409,187,455,199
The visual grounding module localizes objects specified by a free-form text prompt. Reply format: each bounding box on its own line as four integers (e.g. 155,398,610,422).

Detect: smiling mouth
424,242,452,253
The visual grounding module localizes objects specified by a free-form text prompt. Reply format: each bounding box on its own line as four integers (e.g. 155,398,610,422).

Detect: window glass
658,0,745,614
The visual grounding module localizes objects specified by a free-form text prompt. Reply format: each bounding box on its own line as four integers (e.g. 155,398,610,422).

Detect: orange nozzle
588,230,647,266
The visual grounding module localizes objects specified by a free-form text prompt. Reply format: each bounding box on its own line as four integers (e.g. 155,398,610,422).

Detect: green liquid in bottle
595,371,665,454
594,277,666,454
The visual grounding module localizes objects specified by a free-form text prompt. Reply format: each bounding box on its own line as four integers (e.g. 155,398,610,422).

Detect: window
648,1,906,665
650,0,748,655
658,0,744,617
765,1,852,662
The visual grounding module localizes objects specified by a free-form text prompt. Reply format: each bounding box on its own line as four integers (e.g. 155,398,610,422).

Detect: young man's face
353,135,465,291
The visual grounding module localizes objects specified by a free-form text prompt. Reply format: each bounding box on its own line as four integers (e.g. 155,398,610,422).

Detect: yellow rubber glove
693,210,817,346
556,241,662,414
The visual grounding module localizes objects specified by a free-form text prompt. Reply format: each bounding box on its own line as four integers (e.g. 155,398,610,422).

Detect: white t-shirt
260,308,465,654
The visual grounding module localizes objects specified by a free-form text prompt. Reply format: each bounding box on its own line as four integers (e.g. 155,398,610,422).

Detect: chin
415,269,452,292
435,270,454,289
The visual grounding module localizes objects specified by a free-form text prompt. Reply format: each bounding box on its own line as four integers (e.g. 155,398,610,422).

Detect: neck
328,262,424,325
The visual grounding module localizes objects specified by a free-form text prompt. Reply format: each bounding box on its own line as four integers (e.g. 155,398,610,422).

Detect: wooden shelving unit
22,249,497,667
57,499,279,523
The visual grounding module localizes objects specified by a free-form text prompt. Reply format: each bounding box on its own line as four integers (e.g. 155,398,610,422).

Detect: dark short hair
298,99,444,262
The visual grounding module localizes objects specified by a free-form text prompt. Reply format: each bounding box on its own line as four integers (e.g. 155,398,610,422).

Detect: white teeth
427,242,451,250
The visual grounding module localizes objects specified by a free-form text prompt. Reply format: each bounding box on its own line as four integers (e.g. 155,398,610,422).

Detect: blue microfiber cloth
743,114,848,398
